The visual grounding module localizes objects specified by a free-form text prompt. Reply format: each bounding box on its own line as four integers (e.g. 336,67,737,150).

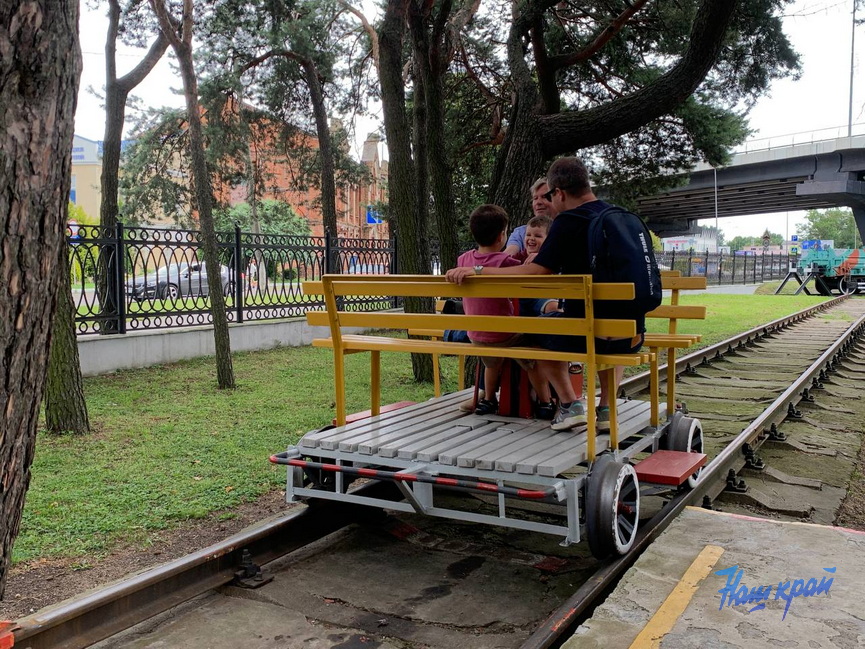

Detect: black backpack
575,205,663,320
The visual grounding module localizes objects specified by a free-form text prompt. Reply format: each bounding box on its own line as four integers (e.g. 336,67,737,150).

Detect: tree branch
548,0,652,70
537,0,739,155
339,0,380,74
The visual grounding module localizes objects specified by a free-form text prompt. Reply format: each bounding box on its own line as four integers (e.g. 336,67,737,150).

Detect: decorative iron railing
68,225,796,336
69,224,396,335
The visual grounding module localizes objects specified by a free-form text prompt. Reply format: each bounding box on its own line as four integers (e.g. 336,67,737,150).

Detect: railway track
7,296,865,649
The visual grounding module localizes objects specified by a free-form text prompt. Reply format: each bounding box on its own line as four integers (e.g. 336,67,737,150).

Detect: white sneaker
551,400,588,431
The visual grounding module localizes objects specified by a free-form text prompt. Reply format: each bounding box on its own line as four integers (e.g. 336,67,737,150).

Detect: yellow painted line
628,544,725,649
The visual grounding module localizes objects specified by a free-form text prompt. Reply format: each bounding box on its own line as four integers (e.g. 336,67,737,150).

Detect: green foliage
67,202,96,225
796,208,860,249
213,199,311,236
728,230,783,251
120,108,195,227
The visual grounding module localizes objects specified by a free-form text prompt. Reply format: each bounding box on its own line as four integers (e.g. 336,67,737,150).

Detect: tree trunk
301,59,338,238
408,3,459,271
98,0,168,334
0,0,81,598
45,243,90,434
150,0,235,389
379,0,432,382
176,46,236,389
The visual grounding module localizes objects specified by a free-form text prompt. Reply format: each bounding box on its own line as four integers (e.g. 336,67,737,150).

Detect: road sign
366,205,382,224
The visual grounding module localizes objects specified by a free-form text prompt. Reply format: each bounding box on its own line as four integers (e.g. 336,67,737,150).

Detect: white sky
74,0,862,241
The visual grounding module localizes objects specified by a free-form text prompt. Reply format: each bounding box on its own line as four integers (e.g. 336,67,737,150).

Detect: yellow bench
644,270,707,415
303,274,660,461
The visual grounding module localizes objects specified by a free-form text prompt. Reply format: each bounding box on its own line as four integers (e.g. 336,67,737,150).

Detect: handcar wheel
665,414,704,489
585,455,640,559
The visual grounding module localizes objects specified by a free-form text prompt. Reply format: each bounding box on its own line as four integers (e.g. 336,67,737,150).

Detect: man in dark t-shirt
446,157,642,431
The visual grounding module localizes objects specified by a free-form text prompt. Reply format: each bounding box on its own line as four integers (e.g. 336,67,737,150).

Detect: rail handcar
798,247,865,294
271,273,708,559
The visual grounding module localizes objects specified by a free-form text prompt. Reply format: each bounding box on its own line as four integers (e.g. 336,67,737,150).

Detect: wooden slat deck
297,391,666,477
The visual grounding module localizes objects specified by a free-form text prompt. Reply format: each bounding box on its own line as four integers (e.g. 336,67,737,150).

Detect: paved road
667,283,760,296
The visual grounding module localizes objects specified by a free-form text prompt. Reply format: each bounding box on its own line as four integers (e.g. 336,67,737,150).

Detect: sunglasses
542,188,556,202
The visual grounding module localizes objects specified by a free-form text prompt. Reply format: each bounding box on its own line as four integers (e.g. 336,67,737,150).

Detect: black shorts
531,312,644,355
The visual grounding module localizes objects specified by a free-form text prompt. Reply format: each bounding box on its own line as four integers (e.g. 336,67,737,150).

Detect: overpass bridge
636,135,865,241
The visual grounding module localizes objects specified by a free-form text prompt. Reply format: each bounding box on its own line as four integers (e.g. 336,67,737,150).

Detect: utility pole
850,0,858,137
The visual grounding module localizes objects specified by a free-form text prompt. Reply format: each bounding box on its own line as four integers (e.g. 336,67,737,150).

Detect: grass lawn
18,288,827,564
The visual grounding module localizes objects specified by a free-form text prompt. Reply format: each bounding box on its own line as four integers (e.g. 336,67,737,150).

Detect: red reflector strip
268,453,556,500
0,621,15,649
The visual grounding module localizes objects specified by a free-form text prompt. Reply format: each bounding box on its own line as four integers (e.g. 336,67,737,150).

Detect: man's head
545,157,594,211
530,177,554,218
469,204,509,247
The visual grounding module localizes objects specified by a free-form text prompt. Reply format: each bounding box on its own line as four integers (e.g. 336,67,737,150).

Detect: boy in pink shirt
457,205,547,415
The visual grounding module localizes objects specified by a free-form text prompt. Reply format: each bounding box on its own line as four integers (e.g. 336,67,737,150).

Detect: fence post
717,249,723,285
687,249,693,277
671,249,677,275
731,249,737,284
234,224,244,324
115,221,126,334
325,231,335,275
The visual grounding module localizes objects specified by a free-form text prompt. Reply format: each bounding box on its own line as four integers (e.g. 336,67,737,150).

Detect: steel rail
9,481,402,649
521,302,865,649
621,295,847,396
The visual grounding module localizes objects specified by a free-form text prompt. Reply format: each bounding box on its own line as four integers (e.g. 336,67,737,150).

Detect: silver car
128,262,235,300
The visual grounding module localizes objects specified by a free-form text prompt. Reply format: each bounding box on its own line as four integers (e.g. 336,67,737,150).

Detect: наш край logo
716,565,836,620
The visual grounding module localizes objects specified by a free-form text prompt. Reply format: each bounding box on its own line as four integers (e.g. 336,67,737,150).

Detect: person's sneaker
596,406,611,432
475,398,499,416
551,400,588,431
459,390,484,413
535,400,557,420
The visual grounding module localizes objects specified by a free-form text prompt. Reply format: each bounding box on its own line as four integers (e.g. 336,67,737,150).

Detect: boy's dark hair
527,215,552,231
469,204,509,246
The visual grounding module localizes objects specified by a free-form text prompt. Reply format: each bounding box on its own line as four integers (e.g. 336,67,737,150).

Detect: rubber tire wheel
665,414,704,489
585,455,640,559
159,283,179,300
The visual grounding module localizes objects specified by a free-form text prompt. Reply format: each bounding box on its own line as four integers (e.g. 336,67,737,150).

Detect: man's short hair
527,214,552,231
547,157,591,197
469,204,509,247
530,177,548,194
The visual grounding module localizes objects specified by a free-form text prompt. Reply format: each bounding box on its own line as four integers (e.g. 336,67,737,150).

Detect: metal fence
69,224,396,335
656,249,795,285
69,226,796,336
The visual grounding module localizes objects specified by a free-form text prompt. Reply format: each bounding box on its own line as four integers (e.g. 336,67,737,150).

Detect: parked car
127,261,235,301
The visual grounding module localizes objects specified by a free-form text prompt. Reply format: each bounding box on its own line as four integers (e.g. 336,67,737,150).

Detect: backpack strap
566,203,620,221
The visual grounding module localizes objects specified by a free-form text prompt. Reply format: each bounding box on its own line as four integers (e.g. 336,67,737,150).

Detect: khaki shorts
468,333,536,371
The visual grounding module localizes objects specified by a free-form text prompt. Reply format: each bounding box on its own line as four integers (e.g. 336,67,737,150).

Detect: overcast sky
74,0,862,241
